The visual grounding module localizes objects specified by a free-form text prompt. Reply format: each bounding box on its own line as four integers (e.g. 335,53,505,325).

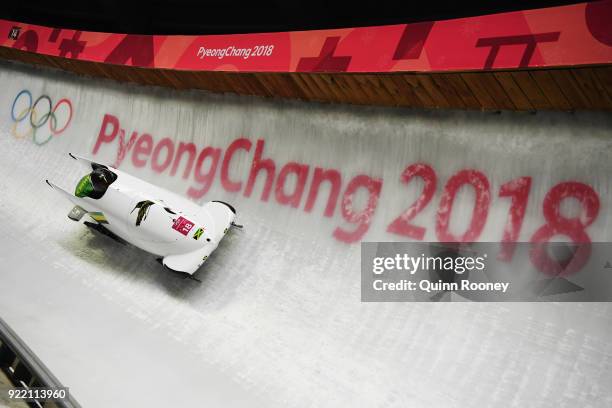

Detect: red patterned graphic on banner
0,1,610,73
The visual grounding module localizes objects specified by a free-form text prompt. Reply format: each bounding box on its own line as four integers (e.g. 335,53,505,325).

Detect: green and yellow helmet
75,174,94,198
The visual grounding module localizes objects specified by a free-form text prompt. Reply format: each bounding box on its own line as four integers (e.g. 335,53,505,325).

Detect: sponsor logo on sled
131,200,154,226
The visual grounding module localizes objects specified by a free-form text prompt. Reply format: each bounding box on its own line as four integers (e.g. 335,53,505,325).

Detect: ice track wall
0,61,612,407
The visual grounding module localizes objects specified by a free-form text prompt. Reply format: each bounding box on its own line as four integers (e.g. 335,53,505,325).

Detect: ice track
0,62,611,407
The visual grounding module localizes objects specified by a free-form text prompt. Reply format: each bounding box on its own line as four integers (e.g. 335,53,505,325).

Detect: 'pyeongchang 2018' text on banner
92,113,604,279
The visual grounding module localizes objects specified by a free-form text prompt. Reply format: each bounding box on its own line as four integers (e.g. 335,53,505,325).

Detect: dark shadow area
56,223,212,300
0,0,584,35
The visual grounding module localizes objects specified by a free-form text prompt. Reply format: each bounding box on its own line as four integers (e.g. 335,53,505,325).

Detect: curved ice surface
0,62,611,407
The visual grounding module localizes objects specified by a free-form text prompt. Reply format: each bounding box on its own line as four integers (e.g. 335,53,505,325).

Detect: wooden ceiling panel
0,48,610,112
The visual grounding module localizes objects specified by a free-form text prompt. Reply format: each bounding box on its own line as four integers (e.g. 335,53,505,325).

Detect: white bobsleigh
47,153,241,279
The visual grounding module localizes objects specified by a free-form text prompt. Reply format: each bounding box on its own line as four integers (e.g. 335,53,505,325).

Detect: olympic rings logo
10,90,73,146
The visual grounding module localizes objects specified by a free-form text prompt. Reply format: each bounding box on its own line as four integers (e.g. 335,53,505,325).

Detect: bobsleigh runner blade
84,221,127,245
231,222,243,229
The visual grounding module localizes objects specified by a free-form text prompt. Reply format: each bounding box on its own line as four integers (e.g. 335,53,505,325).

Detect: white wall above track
0,61,611,407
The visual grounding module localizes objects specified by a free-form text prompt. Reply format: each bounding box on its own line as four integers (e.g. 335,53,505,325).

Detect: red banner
1,1,611,73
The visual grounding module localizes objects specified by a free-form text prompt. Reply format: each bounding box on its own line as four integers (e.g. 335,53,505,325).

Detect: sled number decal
172,216,194,235
193,227,204,240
